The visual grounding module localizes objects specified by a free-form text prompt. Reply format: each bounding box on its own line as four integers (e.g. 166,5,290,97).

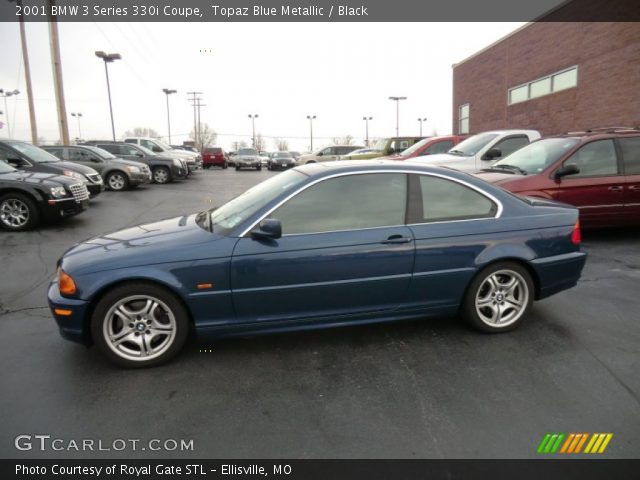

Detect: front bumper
237,160,261,168
129,170,152,185
41,197,89,222
87,182,105,197
48,281,91,345
170,165,188,179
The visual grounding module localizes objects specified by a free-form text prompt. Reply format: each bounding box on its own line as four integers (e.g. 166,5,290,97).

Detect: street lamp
388,96,407,137
418,117,427,136
362,116,373,147
71,112,83,142
248,114,259,148
0,89,20,138
306,115,316,151
162,89,177,144
95,51,121,141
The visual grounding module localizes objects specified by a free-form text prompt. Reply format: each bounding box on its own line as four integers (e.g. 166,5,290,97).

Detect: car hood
238,155,259,161
474,170,527,186
0,169,81,187
61,214,225,276
167,149,196,159
410,153,468,164
107,158,148,169
45,160,100,175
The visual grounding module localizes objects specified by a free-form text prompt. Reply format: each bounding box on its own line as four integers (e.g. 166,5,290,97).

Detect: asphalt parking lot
0,169,638,459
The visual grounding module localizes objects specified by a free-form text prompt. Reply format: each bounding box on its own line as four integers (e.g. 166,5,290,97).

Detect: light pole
306,115,316,151
0,89,20,138
162,88,177,144
71,112,83,141
362,116,372,147
388,96,407,137
248,114,259,148
418,117,427,136
95,51,121,141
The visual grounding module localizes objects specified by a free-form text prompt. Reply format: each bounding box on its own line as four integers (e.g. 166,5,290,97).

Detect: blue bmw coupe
49,162,587,367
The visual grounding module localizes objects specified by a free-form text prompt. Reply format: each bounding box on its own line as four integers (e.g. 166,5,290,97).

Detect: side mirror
482,148,502,161
90,157,102,163
317,151,323,156
7,157,25,167
554,163,580,179
250,219,282,240
136,153,144,157
152,146,163,153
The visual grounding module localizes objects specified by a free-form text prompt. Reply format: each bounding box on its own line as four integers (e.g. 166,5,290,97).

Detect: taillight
58,268,77,295
571,220,581,245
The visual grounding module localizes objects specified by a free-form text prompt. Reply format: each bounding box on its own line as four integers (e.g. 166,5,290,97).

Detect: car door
556,139,625,227
405,173,500,310
67,148,98,171
317,147,336,162
617,136,640,224
230,173,415,323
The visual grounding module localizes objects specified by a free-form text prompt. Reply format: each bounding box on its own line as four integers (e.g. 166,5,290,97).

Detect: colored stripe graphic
540,433,613,454
585,433,613,454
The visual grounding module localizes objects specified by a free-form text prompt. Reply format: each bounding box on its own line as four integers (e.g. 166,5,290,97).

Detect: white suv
411,129,541,172
124,137,202,172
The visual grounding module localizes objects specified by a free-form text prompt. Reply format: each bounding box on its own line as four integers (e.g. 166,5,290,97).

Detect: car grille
70,183,90,203
87,173,102,183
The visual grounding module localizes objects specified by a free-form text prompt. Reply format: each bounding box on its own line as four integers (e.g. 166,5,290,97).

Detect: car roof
480,129,540,135
550,127,640,141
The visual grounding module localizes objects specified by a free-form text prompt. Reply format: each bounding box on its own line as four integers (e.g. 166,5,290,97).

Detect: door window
563,140,619,177
271,173,407,235
320,147,334,156
68,149,90,162
493,135,529,158
420,140,454,156
619,137,640,175
410,175,497,223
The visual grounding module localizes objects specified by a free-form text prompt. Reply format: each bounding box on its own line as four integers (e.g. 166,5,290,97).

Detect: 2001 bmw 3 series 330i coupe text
48,161,587,367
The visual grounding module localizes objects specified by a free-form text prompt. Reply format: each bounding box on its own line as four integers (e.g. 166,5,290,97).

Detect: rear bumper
48,281,91,345
531,251,587,299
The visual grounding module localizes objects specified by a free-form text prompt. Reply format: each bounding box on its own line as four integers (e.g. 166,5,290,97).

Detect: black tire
235,166,240,171
105,171,130,191
461,261,534,333
222,162,228,169
91,282,190,368
256,166,262,171
0,192,40,231
152,166,171,184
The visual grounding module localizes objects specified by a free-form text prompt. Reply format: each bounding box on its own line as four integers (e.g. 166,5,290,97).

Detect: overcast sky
0,22,525,151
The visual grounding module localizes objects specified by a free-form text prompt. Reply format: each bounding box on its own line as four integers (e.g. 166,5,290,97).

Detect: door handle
381,235,413,244
608,186,624,191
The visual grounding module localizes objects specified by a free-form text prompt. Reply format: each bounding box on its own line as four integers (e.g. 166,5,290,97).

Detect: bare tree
254,133,266,151
332,134,355,145
273,138,289,151
189,123,217,151
124,127,160,138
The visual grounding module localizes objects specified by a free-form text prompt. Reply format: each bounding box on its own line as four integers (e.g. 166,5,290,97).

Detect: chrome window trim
239,170,503,238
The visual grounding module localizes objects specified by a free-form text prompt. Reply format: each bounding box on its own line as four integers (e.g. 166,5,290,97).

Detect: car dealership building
452,21,640,136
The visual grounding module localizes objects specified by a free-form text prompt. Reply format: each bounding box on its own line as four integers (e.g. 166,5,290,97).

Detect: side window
97,144,117,154
336,147,352,155
421,140,454,156
271,173,407,235
141,140,155,150
563,140,619,177
411,175,497,223
320,147,334,156
619,137,640,175
493,135,529,158
46,148,64,160
68,149,89,162
0,145,15,162
124,139,135,144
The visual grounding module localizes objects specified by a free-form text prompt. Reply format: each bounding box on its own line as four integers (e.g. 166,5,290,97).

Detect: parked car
49,161,586,367
0,159,89,231
228,151,237,167
83,141,188,184
268,151,296,170
382,135,467,160
123,137,202,172
43,145,151,191
297,145,364,164
343,137,424,160
202,147,228,169
343,148,378,156
412,130,541,172
259,151,271,167
235,148,262,171
474,128,640,228
171,145,199,154
0,140,104,197
289,151,301,162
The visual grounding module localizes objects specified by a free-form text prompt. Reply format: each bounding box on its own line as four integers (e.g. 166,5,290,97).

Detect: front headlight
63,170,84,181
126,166,141,173
49,186,67,198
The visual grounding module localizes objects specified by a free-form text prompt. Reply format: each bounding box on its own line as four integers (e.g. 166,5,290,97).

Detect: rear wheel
106,171,129,191
152,166,171,184
91,282,189,368
0,193,39,231
461,262,534,333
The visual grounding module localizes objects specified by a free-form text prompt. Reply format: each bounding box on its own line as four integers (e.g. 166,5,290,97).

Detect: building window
508,66,578,105
459,103,469,134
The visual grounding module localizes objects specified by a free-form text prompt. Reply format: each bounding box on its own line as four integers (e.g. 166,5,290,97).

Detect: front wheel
152,166,171,184
0,193,40,231
461,262,534,333
91,283,189,368
106,171,129,191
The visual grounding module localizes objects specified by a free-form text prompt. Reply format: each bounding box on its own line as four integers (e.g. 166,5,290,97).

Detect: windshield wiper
448,149,468,156
486,164,528,175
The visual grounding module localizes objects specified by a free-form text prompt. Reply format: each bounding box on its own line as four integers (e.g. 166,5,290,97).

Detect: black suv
0,140,104,197
82,141,187,184
0,159,90,231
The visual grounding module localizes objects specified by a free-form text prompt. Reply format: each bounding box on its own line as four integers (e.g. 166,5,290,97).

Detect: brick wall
452,22,640,136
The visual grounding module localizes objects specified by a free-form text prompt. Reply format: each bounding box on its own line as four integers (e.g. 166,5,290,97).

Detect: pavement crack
0,305,49,317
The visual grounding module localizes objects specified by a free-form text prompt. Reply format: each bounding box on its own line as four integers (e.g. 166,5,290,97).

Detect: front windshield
0,161,17,174
136,144,156,156
83,145,116,159
203,170,307,234
7,141,60,163
274,152,292,158
494,138,580,174
372,139,387,151
449,133,498,156
239,148,258,156
155,139,172,150
399,137,431,156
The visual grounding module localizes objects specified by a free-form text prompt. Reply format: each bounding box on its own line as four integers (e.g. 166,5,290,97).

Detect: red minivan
382,135,467,161
474,129,640,228
202,147,228,169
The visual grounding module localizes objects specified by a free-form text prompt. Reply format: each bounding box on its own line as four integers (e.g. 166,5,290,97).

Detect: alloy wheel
0,198,30,228
475,269,529,327
108,173,126,190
